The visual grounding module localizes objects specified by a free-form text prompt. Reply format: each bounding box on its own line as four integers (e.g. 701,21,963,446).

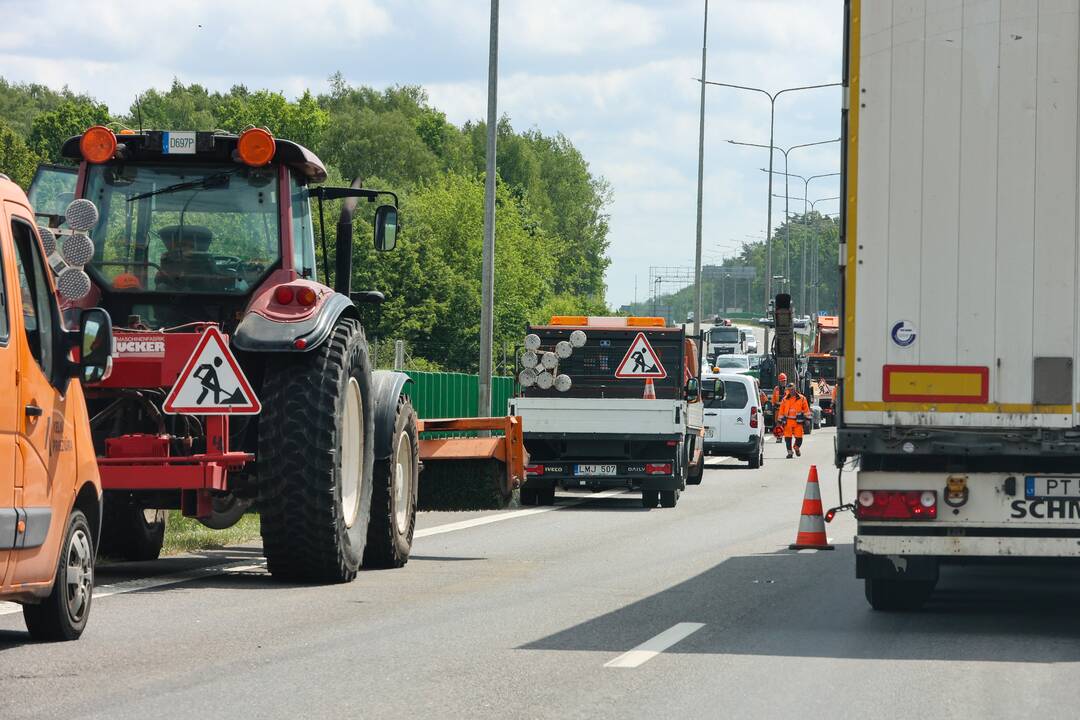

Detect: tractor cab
30,126,396,334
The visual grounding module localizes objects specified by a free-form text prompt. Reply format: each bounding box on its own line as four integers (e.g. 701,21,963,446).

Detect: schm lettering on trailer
1010,499,1080,520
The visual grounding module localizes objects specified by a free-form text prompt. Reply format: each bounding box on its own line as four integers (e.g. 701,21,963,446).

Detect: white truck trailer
838,0,1080,610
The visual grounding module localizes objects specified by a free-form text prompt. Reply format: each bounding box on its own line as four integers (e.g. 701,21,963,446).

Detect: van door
0,212,18,586
718,378,751,446
7,206,76,586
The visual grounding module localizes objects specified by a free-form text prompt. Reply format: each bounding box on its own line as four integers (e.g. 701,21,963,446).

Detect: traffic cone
789,465,835,550
643,378,656,399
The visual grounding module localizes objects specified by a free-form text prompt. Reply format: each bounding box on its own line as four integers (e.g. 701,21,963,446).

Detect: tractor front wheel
258,317,375,583
363,397,419,569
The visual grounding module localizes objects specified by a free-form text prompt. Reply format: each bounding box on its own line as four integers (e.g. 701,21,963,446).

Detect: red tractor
27,126,420,582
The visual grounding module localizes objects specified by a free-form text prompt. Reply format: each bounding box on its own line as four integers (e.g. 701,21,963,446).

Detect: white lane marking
0,560,265,616
415,489,626,539
703,456,732,466
604,622,706,668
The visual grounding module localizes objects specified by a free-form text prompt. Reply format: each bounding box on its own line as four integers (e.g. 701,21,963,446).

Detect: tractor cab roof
61,128,328,184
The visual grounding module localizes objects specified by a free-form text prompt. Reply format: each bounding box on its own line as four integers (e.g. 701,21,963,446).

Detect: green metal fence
404,371,514,419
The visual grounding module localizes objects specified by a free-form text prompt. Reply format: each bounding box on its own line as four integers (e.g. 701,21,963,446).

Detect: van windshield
84,163,281,294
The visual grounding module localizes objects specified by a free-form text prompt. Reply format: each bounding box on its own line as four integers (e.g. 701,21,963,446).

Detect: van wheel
23,510,94,641
641,489,659,508
864,578,935,611
748,450,762,469
660,489,679,508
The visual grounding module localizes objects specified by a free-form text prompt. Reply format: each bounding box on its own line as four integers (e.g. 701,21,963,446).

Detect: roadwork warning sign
614,332,667,379
163,327,262,414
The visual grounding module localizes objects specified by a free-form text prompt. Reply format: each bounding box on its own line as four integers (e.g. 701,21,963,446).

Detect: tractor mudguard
232,292,358,353
372,371,413,461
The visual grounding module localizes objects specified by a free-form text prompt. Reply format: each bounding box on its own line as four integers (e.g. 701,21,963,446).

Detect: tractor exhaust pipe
334,178,364,296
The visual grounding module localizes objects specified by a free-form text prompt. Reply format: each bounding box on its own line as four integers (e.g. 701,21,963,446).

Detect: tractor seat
155,225,222,291
158,224,213,252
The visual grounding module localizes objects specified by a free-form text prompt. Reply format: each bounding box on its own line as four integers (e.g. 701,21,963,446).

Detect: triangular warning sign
615,332,668,379
163,327,262,415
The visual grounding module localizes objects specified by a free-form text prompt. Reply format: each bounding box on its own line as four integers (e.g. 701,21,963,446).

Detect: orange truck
806,315,839,426
0,173,113,640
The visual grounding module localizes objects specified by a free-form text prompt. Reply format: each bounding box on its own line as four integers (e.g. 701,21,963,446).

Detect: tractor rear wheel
259,317,374,583
363,397,419,569
98,495,165,562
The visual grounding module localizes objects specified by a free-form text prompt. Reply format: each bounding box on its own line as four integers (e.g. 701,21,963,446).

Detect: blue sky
0,0,843,308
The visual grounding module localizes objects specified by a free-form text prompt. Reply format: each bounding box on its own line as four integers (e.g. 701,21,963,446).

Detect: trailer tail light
524,464,544,476
296,286,318,307
750,406,759,428
855,490,937,520
274,286,295,305
80,125,117,163
645,463,672,475
237,127,276,167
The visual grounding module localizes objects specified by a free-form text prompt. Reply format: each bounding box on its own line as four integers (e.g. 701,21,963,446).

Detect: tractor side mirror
374,205,398,251
78,308,113,383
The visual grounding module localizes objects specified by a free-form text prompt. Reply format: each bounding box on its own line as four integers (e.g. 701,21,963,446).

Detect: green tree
28,100,112,163
0,121,37,188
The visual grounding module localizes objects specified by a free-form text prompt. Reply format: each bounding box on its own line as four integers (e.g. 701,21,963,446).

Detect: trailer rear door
844,0,1080,430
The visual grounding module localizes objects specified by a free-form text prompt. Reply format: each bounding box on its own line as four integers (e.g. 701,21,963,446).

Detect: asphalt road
3,429,1079,719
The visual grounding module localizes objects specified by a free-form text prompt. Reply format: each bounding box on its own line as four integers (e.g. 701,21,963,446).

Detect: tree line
0,75,612,372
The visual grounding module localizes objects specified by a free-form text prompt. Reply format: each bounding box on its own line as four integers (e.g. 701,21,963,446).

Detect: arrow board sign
615,332,668,379
163,327,262,414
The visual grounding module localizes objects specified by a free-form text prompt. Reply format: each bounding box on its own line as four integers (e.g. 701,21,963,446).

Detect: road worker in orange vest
770,372,788,443
777,383,811,459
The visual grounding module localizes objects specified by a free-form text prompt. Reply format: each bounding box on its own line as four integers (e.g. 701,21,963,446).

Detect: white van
701,373,764,468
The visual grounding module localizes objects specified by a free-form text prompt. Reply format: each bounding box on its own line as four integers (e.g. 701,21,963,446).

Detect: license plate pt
1025,476,1080,499
575,464,616,476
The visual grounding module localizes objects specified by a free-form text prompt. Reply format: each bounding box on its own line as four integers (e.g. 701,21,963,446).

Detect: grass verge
162,511,262,556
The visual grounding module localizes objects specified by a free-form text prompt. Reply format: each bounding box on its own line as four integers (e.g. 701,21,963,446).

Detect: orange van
0,173,112,640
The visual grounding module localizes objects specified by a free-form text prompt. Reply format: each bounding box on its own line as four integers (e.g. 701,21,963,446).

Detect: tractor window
11,219,56,382
290,175,316,280
84,163,281,294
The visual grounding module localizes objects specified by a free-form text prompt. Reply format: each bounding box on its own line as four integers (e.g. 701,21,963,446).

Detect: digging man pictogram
630,349,658,375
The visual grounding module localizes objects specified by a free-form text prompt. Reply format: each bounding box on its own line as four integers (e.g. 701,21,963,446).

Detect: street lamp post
729,136,840,312
761,169,840,313
478,0,499,419
701,78,840,358
771,193,841,315
692,0,710,340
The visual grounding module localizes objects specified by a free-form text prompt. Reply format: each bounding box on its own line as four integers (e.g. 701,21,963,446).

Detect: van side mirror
685,377,700,400
374,205,398,251
78,308,113,383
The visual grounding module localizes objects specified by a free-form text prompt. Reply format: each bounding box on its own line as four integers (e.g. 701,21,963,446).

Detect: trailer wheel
641,489,659,508
259,317,374,583
864,577,935,611
23,510,94,641
363,397,419,569
660,489,680,508
98,495,165,562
